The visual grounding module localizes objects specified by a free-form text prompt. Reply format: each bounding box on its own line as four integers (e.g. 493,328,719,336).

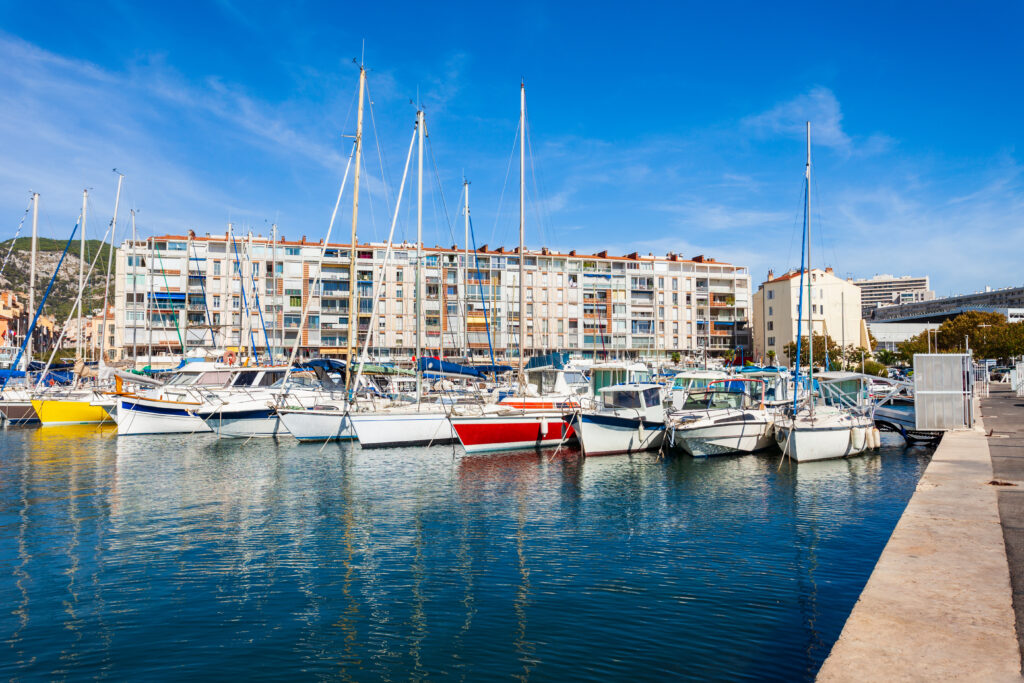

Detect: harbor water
1,426,932,680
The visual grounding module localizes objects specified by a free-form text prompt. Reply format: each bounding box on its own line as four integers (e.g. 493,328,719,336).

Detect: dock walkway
818,384,1020,681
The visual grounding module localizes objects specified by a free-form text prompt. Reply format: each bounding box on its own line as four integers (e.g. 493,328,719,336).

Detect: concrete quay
818,385,1021,681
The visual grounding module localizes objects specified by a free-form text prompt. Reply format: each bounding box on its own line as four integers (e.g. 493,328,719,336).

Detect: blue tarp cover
417,357,484,379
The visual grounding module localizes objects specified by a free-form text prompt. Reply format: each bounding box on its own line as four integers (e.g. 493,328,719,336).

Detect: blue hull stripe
121,401,196,417
577,413,667,431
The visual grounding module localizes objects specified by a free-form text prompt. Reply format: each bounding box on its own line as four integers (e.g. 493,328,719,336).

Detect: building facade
866,285,1024,323
112,232,752,363
751,268,867,366
853,274,933,317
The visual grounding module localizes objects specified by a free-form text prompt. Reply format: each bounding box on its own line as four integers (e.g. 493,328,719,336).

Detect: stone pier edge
817,402,1021,681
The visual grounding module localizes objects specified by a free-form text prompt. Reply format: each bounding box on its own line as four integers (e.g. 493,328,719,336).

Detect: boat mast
27,192,38,367
147,236,154,363
463,178,469,359
518,81,526,387
344,63,366,395
99,173,123,364
805,121,814,417
77,189,87,360
271,223,278,362
416,108,424,404
130,209,138,362
184,228,191,358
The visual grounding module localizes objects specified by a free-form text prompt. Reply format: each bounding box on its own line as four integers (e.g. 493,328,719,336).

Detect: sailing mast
344,63,366,395
147,236,153,363
805,121,814,418
98,173,124,363
271,222,278,362
77,190,87,360
27,192,38,366
463,179,469,359
130,209,138,362
415,108,424,404
518,81,526,387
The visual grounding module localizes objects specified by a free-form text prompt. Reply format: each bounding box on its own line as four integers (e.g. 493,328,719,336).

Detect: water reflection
0,429,930,681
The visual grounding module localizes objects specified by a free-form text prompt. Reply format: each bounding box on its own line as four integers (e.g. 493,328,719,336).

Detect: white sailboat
774,122,874,463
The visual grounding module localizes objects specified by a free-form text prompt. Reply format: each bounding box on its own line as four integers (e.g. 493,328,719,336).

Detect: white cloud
743,87,850,149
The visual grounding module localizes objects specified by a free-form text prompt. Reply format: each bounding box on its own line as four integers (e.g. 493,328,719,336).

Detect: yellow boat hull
31,399,112,426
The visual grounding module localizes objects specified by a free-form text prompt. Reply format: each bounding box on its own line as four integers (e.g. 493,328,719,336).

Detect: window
767,336,776,346
607,391,642,409
767,290,774,300
767,321,774,331
290,296,302,307
213,261,221,276
768,306,773,315
286,247,301,256
643,387,661,407
213,295,221,308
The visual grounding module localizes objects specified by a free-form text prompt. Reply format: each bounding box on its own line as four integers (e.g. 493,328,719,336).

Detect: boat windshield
165,373,200,386
605,390,644,410
196,371,233,386
271,374,319,389
672,376,713,390
681,389,746,410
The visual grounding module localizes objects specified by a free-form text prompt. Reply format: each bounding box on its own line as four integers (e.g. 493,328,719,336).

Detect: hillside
0,238,114,323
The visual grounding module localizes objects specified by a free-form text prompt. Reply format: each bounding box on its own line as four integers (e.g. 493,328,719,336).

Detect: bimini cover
417,357,485,379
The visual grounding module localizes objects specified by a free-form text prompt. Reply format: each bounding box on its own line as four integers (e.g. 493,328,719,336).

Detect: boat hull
117,396,210,435
569,412,665,457
278,408,355,442
450,412,574,453
350,411,457,448
206,408,282,438
0,401,38,424
670,415,775,457
775,422,870,462
32,398,111,426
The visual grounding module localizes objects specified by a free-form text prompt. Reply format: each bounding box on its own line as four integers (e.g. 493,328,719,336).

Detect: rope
468,215,497,375
3,223,77,391
154,245,185,350
229,235,257,359
0,201,31,278
190,240,216,346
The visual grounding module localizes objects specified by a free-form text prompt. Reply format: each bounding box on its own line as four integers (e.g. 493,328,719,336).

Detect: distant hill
0,237,114,323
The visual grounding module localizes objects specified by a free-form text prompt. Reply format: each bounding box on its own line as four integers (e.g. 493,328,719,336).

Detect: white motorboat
668,378,777,457
566,383,666,456
667,368,730,410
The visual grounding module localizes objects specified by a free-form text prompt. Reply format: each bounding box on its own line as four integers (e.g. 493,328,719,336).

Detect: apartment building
853,274,933,317
113,231,752,362
751,268,868,366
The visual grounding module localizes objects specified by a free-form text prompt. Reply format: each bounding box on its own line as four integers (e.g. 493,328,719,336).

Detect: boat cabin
597,383,664,422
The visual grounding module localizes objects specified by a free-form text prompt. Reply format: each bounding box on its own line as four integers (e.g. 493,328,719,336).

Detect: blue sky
0,1,1021,295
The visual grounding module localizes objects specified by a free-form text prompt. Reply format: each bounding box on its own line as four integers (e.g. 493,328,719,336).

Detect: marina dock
819,384,1023,680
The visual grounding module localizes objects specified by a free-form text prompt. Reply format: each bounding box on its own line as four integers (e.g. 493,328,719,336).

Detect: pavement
817,387,1021,681
982,383,1024,673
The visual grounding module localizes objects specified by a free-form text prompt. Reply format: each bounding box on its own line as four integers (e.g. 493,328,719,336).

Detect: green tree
766,349,777,366
670,351,681,364
874,349,898,366
783,333,843,370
